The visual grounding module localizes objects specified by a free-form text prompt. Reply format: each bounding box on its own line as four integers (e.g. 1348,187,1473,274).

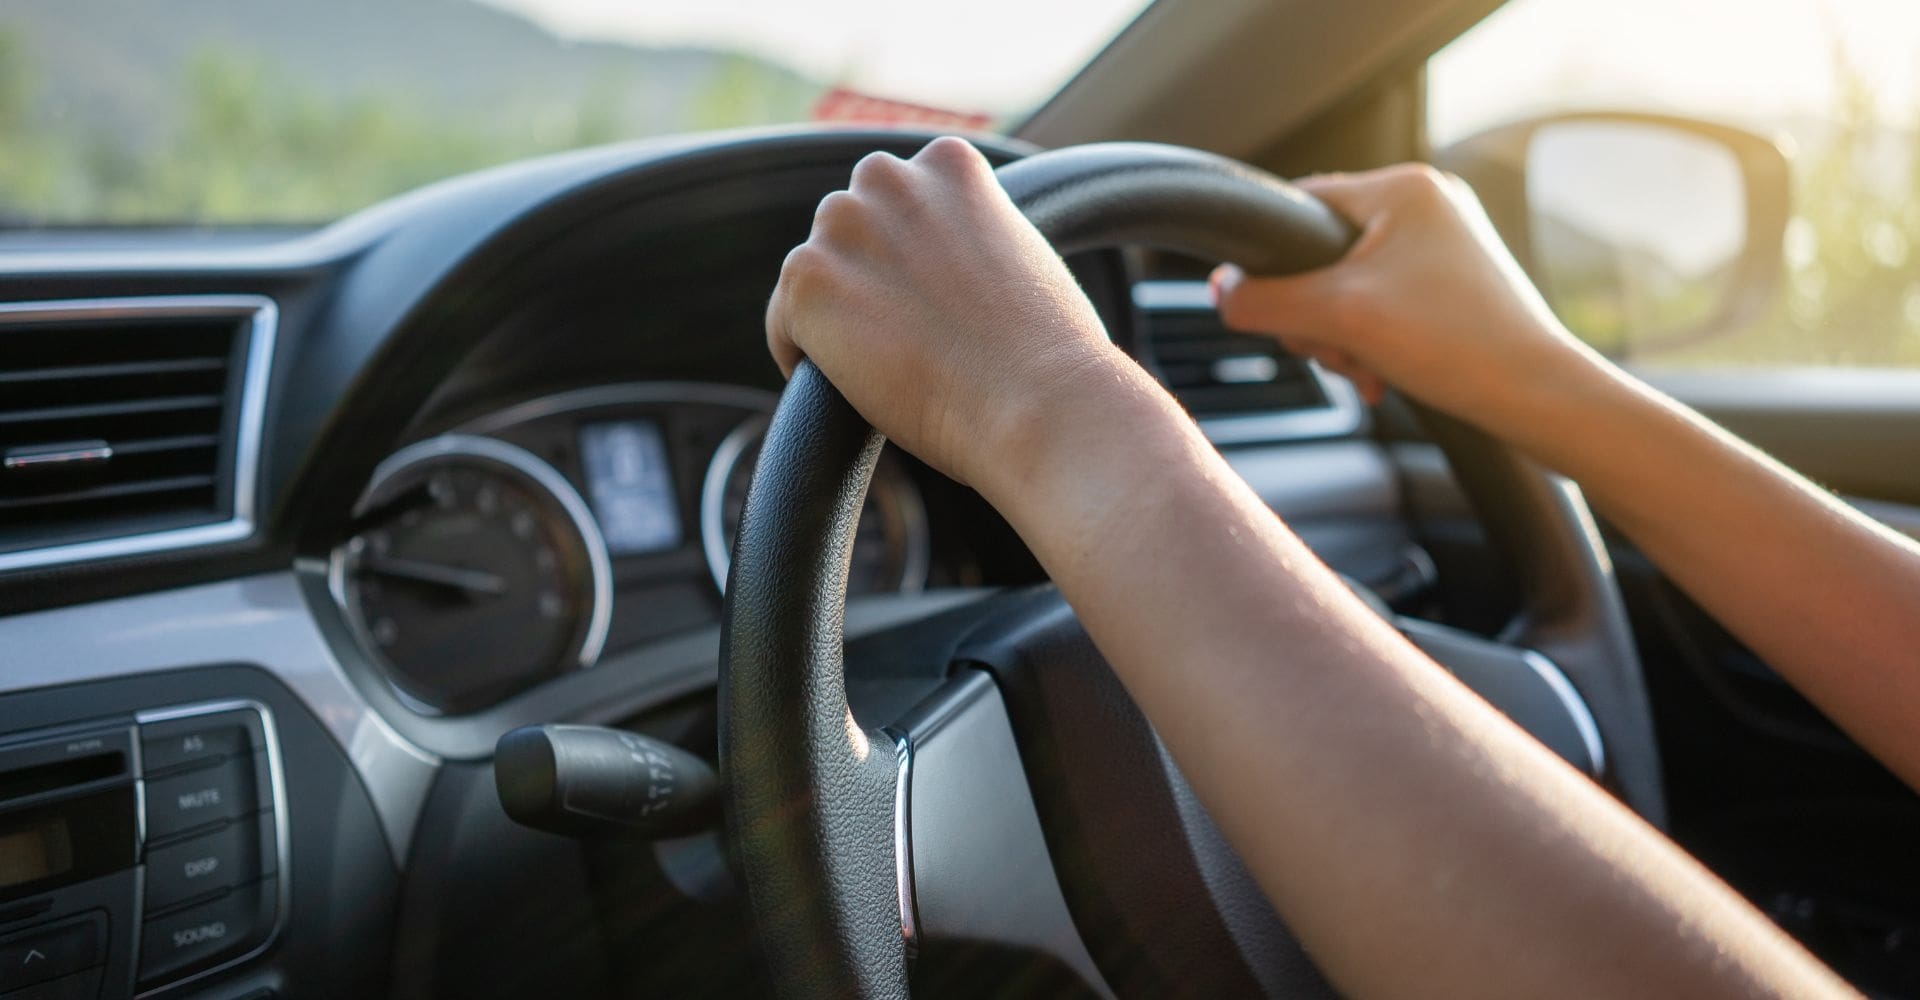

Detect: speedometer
700,415,930,596
329,435,613,714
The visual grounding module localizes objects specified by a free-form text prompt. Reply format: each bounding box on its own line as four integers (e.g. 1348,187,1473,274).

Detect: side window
1427,0,1920,370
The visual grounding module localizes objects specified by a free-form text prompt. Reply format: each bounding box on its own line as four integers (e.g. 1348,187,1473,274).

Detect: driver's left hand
765,136,1132,493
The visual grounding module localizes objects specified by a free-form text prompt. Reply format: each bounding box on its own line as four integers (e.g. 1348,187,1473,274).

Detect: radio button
145,755,258,842
138,879,273,985
0,913,104,992
144,818,272,913
140,718,252,777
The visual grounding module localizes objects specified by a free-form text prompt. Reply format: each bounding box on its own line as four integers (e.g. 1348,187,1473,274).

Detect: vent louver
0,297,272,566
1133,281,1362,444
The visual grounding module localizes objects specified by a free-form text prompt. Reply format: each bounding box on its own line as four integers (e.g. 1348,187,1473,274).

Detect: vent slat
110,434,224,456
0,305,250,557
0,357,227,385
0,474,216,512
0,395,224,426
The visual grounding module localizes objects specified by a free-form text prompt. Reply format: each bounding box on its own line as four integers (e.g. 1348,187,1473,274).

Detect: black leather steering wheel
718,142,1664,999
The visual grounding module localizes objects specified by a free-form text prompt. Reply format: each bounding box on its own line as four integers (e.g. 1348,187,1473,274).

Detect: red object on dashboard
811,87,994,130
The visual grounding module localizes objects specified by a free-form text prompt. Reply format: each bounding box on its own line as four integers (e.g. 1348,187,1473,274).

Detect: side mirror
1436,112,1790,357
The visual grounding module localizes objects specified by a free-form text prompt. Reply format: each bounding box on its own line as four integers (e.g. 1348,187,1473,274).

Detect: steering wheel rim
718,141,1662,999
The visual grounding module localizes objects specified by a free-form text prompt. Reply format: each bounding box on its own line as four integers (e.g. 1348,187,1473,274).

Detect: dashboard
0,129,1411,999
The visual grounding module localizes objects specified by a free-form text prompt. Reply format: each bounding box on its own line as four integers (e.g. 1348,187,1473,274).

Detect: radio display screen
0,816,72,890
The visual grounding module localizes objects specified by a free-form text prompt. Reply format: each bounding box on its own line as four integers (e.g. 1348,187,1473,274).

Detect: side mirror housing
1437,112,1791,357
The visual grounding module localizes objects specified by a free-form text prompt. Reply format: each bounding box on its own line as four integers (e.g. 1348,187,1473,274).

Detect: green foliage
0,32,814,225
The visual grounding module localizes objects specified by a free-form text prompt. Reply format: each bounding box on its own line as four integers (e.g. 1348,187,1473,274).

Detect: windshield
0,0,1151,227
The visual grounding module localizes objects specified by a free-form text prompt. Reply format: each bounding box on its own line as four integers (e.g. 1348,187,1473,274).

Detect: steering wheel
717,143,1664,998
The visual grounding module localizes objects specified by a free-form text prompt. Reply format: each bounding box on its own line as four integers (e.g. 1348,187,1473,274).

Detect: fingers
1209,262,1387,404
767,242,833,379
769,137,993,381
1209,261,1346,338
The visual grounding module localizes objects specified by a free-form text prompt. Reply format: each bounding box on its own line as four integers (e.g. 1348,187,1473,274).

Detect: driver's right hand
1210,164,1606,439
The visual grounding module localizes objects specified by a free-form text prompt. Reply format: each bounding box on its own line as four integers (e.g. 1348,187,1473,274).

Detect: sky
481,0,1154,113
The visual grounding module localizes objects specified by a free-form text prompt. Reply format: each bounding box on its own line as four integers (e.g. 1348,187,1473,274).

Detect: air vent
0,297,274,569
1133,281,1362,445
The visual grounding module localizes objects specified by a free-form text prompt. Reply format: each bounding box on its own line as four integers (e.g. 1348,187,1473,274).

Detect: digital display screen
579,420,682,556
0,817,72,890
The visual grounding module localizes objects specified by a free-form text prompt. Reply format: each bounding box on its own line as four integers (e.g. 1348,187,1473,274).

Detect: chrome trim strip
0,295,277,572
1130,280,1366,445
1521,651,1607,777
884,728,919,959
0,572,440,866
327,434,616,685
4,442,114,469
134,699,293,999
699,411,931,597
700,414,770,595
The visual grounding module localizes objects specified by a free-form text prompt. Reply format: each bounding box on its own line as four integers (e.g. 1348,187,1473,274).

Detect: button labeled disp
144,755,258,842
144,818,272,913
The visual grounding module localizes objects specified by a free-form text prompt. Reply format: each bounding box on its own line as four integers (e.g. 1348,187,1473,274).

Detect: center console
0,702,286,1000
0,665,398,1000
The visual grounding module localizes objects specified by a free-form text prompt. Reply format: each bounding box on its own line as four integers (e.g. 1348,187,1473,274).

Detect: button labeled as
145,755,258,842
144,818,272,913
140,722,249,776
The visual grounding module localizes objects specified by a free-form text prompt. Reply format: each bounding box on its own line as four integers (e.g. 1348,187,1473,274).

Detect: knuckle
812,189,863,236
778,242,834,295
1389,163,1452,204
916,135,987,175
850,150,909,191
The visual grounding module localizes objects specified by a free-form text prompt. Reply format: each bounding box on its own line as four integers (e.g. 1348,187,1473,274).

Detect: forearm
1492,346,1920,789
977,352,1847,1000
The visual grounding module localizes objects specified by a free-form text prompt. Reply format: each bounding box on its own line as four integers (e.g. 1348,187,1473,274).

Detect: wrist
964,344,1195,524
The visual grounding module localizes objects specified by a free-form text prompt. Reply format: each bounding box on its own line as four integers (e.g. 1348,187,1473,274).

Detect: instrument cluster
328,383,938,715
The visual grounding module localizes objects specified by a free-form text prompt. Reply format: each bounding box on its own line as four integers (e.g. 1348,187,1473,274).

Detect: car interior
2,0,1918,997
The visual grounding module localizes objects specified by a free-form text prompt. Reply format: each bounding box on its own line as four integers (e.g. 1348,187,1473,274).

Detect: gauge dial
331,435,612,714
701,416,930,596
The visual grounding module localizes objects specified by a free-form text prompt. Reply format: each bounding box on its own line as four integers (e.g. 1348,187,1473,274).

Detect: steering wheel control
0,701,287,1000
494,725,719,839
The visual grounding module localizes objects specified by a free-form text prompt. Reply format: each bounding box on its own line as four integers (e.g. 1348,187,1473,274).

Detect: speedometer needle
362,555,509,596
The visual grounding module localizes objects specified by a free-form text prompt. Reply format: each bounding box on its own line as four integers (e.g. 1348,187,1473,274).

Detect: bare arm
766,137,1853,1000
1212,164,1920,793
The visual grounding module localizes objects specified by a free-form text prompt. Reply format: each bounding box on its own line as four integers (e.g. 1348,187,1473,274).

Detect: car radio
0,701,287,999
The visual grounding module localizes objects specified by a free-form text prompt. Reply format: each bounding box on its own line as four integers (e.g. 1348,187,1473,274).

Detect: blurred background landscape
0,0,820,225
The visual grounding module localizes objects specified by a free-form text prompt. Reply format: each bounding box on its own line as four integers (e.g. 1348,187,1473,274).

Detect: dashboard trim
0,295,278,573
1521,650,1608,778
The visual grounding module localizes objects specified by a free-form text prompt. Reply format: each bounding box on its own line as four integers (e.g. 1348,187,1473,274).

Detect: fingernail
1208,263,1243,305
